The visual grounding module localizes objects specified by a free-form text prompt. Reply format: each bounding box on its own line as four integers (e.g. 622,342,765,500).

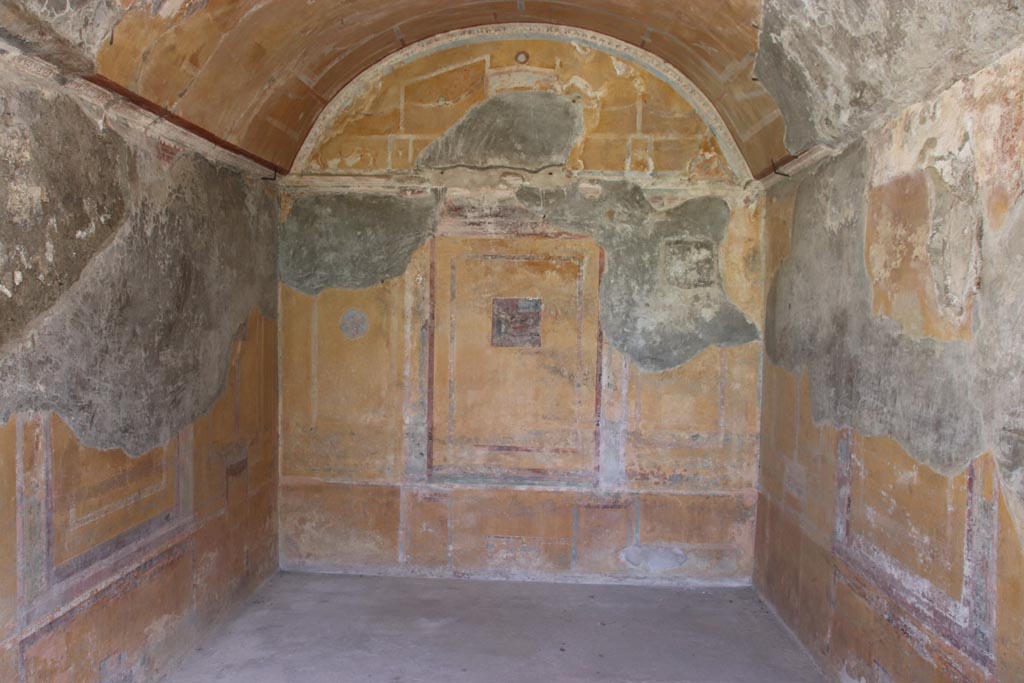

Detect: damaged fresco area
0,67,278,456
756,0,1024,152
0,77,131,347
418,91,583,172
518,181,759,371
767,138,1024,529
278,191,440,295
766,144,983,472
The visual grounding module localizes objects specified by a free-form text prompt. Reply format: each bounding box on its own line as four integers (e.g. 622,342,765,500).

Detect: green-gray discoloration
767,142,1024,521
278,191,441,294
418,92,583,172
0,67,277,456
519,180,759,371
756,0,1024,152
766,144,982,472
1,83,132,348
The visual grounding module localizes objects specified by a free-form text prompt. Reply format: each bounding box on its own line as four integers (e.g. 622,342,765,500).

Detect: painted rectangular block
280,481,400,567
450,489,576,573
280,281,405,482
639,492,755,552
403,489,451,569
22,546,193,683
848,433,968,601
625,341,761,491
49,414,178,578
574,500,634,574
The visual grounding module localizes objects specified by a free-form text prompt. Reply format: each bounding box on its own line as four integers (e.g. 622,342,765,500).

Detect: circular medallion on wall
340,309,369,339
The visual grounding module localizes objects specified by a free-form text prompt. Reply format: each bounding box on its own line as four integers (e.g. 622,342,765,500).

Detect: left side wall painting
0,54,279,681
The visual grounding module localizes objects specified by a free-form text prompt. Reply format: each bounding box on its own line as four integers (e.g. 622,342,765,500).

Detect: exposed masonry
279,178,758,373
0,66,277,456
766,142,1024,518
278,190,441,294
518,181,759,371
418,92,584,172
757,0,1024,152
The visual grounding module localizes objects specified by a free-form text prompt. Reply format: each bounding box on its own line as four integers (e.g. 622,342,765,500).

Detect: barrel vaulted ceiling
8,0,790,177
4,0,1023,177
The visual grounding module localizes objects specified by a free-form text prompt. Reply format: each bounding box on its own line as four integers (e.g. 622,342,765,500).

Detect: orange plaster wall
279,209,764,582
0,309,279,682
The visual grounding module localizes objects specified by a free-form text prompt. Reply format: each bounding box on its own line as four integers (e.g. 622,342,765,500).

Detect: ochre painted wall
279,221,763,582
278,34,765,584
0,310,278,680
756,45,1024,683
0,59,281,681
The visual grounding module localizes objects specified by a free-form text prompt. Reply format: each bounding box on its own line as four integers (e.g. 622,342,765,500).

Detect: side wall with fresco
278,37,765,584
0,57,279,681
756,45,1024,682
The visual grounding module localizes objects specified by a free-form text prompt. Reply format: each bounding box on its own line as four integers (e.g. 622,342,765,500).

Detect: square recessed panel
491,298,542,348
663,239,717,289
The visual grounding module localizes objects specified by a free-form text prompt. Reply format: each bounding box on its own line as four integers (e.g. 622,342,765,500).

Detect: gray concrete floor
167,572,825,683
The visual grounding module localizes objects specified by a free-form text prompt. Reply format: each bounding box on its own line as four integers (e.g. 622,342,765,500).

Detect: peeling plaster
518,180,759,371
0,66,277,456
757,0,1024,152
418,91,583,173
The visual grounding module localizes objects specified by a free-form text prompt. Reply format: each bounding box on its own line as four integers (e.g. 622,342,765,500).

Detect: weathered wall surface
279,40,765,584
0,57,279,681
757,0,1024,153
297,37,738,180
0,61,278,457
756,44,1024,683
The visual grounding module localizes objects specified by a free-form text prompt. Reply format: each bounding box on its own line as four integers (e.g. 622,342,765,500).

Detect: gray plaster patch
517,180,759,371
621,544,688,574
766,144,983,473
0,68,277,456
339,309,369,339
767,137,1024,534
16,0,125,54
279,191,440,294
756,0,1024,152
417,91,583,172
1,82,132,348
974,196,1024,527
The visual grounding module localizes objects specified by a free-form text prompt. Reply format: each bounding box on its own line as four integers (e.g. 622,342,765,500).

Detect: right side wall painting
757,44,1024,682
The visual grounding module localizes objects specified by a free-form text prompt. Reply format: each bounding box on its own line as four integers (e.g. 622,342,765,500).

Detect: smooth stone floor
166,572,825,683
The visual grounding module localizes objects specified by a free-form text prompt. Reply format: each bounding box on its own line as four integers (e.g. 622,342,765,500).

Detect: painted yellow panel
432,235,602,479
280,280,406,481
50,415,178,572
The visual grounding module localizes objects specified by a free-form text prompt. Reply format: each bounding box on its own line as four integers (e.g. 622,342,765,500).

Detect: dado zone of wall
0,58,279,680
278,32,765,583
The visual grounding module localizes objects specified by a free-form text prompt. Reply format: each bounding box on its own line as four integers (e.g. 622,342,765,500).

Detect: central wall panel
431,236,602,482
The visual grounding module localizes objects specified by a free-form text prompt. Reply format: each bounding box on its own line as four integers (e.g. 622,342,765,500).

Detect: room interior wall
755,43,1024,683
276,36,767,584
0,55,280,680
